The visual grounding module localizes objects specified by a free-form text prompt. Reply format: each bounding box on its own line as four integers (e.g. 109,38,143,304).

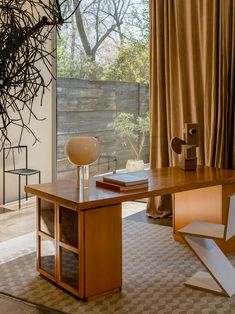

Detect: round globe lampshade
65,136,101,166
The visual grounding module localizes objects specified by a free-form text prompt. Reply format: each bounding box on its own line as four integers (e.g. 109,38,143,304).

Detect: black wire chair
3,145,41,208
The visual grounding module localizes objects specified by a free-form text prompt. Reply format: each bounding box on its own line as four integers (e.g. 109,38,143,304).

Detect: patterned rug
1,220,235,313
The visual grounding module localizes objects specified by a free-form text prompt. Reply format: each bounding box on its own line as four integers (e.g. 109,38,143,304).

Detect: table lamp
65,136,101,188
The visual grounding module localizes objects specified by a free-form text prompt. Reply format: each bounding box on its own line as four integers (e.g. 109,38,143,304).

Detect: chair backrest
3,145,28,171
225,194,235,241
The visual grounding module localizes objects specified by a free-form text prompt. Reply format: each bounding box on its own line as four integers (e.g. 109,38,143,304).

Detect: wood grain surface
25,166,235,210
84,204,122,298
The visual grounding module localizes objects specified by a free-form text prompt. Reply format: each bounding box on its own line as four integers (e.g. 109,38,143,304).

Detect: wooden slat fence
57,78,149,179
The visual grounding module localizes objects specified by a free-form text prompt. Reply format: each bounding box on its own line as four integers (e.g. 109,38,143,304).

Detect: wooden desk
25,166,235,300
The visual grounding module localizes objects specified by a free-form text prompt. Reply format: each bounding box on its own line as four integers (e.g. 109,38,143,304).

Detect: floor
0,199,146,240
0,198,36,242
0,198,169,313
0,293,62,314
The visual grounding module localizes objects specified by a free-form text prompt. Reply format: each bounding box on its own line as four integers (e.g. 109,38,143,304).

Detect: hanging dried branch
0,0,80,150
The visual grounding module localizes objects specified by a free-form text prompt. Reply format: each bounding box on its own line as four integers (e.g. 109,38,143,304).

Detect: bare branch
72,0,133,61
0,0,80,150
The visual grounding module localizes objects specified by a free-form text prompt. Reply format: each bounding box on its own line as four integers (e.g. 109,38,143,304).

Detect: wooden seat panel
179,221,225,239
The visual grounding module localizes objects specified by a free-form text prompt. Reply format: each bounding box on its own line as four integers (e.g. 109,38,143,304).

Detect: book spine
96,181,121,191
103,178,147,186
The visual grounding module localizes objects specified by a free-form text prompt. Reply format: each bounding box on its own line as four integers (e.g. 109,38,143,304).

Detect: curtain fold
147,0,235,218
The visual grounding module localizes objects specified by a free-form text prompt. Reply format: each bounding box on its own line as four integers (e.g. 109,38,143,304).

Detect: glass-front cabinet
37,197,83,297
34,192,122,300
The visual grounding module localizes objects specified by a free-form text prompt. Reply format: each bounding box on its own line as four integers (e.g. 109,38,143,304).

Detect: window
57,0,149,179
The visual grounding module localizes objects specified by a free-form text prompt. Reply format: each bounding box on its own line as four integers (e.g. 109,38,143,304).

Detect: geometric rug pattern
1,220,235,313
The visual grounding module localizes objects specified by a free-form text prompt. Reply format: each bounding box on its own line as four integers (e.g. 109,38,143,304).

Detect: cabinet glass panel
39,236,55,277
60,206,78,248
61,247,79,289
39,199,55,237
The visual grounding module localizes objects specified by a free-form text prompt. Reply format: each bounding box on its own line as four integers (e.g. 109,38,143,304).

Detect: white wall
0,29,55,205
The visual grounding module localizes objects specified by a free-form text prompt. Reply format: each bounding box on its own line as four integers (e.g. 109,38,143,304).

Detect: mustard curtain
147,0,235,217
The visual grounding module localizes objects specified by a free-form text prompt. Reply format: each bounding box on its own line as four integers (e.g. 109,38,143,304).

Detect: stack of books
96,172,148,191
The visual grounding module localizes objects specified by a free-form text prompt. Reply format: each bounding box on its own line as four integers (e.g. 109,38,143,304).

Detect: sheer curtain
147,0,235,217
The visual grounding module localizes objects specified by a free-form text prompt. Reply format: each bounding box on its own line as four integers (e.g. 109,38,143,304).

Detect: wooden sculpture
171,123,199,170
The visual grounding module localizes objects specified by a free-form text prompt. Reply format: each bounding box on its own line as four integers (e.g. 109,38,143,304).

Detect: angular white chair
179,194,235,297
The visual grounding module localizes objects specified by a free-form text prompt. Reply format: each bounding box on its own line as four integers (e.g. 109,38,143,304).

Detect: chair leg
26,176,28,200
182,234,235,297
39,171,41,184
3,171,5,205
19,175,21,209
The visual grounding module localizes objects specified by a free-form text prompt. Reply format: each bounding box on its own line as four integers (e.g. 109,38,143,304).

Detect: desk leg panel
84,204,122,298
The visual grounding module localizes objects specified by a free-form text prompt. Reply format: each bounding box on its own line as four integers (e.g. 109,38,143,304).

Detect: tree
104,41,149,83
57,0,149,80
124,0,149,43
58,0,149,83
72,0,131,61
113,112,150,160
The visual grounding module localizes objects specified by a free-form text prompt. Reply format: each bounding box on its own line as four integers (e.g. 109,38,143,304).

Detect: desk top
25,166,235,210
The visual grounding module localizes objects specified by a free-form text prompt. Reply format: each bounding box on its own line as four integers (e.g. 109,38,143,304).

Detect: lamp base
77,165,89,188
